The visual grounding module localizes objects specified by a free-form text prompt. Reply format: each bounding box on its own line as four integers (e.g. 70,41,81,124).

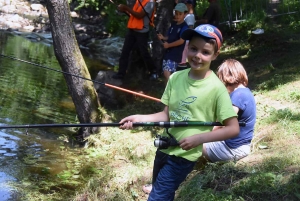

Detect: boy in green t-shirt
119,24,239,201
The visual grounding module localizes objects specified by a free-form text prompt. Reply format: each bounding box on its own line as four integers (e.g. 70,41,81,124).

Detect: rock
31,3,44,11
94,71,124,107
86,37,124,66
1,5,16,13
70,11,79,18
22,25,35,31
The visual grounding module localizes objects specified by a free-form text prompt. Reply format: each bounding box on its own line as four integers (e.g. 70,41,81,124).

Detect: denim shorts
148,150,196,201
162,59,178,73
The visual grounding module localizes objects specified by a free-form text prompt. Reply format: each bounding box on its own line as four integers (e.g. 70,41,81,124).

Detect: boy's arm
119,106,170,129
118,4,146,19
157,33,168,41
163,38,185,49
179,117,239,150
212,105,239,130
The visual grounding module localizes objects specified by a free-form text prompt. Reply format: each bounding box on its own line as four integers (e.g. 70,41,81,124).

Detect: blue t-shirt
163,21,188,63
225,88,256,148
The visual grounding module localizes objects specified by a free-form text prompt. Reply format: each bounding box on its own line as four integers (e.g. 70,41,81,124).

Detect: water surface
0,30,107,200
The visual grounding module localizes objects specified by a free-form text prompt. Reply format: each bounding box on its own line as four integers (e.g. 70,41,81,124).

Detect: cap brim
181,29,215,40
181,29,196,40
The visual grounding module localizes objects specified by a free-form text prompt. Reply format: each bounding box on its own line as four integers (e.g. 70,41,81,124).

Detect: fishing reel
154,128,179,149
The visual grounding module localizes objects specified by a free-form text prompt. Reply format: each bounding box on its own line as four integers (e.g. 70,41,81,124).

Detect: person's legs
148,154,196,201
162,60,177,84
203,141,251,162
116,30,136,77
135,31,158,76
142,150,168,194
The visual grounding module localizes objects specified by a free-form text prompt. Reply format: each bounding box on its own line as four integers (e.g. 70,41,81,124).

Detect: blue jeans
148,150,196,201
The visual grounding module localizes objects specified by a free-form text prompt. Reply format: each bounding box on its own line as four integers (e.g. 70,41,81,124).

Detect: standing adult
196,0,221,27
112,0,159,80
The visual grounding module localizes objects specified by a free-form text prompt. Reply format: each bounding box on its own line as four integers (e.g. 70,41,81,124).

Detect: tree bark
45,0,102,139
152,0,175,74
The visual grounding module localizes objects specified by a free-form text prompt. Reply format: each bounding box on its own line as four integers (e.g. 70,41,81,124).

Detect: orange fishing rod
0,54,161,102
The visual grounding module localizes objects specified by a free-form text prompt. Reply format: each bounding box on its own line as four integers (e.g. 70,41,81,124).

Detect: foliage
103,3,128,37
236,11,267,33
70,0,128,36
69,0,103,10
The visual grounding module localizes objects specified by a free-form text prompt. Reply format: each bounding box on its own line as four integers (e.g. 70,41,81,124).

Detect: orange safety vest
127,0,155,30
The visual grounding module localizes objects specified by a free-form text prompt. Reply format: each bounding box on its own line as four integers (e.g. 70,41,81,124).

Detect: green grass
72,15,300,201
15,13,300,201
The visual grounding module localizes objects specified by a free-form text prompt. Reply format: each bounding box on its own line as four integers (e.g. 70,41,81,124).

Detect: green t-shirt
160,69,237,161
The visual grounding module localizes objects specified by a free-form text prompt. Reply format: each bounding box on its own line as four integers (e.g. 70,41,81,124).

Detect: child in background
202,59,256,162
157,3,189,84
177,0,196,71
119,24,239,201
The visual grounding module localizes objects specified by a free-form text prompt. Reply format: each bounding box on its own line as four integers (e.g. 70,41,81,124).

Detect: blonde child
202,59,256,162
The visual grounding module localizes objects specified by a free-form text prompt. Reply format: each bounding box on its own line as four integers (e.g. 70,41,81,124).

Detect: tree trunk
45,0,102,139
152,0,175,74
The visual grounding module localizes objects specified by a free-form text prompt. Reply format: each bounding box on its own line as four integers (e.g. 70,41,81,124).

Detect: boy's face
187,36,219,71
174,11,186,23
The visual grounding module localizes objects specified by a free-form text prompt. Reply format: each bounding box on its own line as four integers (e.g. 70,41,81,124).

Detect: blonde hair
217,59,248,86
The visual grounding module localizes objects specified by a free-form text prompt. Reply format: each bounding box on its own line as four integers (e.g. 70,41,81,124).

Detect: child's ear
212,50,220,61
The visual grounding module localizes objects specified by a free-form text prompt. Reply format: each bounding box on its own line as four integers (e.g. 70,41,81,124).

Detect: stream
0,30,108,200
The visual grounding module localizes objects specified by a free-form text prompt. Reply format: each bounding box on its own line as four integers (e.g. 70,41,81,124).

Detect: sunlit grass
13,13,300,201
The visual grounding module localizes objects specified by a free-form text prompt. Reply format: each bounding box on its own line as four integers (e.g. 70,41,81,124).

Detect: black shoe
112,73,125,79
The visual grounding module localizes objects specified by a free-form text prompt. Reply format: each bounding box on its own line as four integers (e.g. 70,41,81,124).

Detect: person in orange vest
112,0,158,80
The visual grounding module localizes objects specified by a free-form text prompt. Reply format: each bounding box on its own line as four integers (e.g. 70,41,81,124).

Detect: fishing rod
109,0,130,17
0,54,161,102
0,121,246,129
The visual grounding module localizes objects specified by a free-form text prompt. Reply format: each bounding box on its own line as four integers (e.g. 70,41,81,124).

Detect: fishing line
0,54,161,102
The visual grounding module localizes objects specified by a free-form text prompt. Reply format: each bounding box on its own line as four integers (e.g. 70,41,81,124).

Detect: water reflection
0,30,106,200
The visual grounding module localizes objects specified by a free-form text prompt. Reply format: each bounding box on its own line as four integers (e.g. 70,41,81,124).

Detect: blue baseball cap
174,3,188,12
181,24,223,50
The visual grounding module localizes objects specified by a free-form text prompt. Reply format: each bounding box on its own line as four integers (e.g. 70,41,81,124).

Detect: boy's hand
162,42,169,49
118,4,128,12
157,33,164,40
119,115,140,130
179,134,202,150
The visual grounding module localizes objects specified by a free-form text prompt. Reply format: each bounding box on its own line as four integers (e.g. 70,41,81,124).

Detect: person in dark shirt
196,0,221,27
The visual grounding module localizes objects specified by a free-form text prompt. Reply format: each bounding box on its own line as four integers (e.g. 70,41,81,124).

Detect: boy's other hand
157,33,163,40
179,134,202,150
162,42,169,49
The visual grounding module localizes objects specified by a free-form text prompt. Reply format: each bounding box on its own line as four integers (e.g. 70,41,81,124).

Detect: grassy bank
15,14,300,200
71,15,300,201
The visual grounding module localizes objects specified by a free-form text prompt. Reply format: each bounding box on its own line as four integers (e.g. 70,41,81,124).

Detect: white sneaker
150,73,159,80
252,28,264,35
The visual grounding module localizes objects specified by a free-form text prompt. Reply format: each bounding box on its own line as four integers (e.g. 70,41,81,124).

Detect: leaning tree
45,0,103,140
